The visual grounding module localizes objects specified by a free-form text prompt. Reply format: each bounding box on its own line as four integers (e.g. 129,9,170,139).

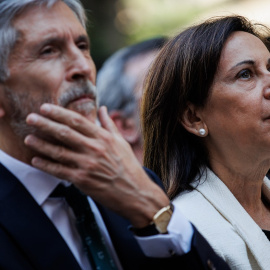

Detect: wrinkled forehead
11,1,87,46
13,1,81,28
9,0,85,26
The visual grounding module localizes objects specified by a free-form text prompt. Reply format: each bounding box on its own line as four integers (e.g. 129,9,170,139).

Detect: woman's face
201,31,270,167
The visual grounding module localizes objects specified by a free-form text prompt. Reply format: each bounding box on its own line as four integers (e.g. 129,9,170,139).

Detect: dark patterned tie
50,184,117,270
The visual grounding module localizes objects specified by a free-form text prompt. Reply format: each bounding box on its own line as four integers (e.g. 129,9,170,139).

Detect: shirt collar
0,149,69,206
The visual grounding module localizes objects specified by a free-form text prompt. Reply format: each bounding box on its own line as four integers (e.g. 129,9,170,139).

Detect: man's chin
81,110,97,124
66,101,98,123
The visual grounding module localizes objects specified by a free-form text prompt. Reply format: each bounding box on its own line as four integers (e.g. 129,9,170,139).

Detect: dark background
81,0,124,70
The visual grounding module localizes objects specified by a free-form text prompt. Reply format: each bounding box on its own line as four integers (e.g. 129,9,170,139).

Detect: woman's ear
181,103,208,137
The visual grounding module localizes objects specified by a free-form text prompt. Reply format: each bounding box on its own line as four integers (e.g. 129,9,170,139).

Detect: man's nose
65,47,95,82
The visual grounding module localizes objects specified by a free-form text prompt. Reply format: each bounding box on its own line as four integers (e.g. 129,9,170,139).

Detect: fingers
38,104,100,137
31,156,78,181
26,112,92,150
25,104,125,169
25,133,109,183
26,104,121,148
24,134,82,165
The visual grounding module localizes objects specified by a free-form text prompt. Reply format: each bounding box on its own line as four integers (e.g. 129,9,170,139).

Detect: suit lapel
0,164,82,270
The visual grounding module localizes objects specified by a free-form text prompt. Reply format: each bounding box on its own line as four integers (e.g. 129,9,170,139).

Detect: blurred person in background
97,37,167,163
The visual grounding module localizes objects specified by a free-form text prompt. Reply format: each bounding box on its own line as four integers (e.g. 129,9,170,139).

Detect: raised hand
24,104,169,227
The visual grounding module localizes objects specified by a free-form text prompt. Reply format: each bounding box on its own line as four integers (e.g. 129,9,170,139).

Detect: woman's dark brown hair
142,15,270,199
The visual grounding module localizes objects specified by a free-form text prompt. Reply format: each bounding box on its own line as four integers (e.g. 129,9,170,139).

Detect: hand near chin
24,104,169,227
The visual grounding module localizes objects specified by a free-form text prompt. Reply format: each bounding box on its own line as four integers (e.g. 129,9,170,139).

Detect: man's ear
109,111,140,144
181,103,208,137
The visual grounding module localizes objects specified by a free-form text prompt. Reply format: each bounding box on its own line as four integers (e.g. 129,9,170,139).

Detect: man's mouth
58,80,97,117
65,93,97,117
66,94,95,107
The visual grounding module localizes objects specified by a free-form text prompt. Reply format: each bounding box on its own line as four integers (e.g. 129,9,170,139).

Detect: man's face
0,1,97,139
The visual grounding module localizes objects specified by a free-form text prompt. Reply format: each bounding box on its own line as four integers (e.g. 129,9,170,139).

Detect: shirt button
207,259,216,270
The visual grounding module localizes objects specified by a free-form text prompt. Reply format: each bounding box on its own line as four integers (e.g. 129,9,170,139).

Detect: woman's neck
210,160,270,229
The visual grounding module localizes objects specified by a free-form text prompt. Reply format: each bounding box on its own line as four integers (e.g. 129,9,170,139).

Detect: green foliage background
81,0,257,69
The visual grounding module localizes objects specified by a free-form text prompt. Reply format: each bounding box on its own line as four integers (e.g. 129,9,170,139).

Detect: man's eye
238,69,252,79
78,43,89,51
41,46,55,55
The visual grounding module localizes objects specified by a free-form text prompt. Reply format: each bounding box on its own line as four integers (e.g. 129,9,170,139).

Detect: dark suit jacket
0,164,230,270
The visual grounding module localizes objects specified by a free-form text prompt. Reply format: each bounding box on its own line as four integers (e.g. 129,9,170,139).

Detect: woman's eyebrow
233,60,255,68
226,60,254,73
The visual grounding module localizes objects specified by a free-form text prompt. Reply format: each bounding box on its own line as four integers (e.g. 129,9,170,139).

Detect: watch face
153,205,173,233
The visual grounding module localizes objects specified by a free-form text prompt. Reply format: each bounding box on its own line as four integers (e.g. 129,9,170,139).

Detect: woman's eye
238,69,251,79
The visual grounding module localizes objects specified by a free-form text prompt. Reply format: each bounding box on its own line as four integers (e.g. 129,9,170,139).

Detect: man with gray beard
0,0,230,270
4,80,96,139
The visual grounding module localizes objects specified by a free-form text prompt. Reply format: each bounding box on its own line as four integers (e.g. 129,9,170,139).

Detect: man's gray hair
97,37,167,118
97,47,138,118
0,0,86,82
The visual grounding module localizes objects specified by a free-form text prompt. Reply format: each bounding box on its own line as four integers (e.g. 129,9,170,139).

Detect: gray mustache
59,81,97,108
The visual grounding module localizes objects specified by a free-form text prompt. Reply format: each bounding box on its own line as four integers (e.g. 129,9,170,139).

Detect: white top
0,150,194,269
173,167,270,270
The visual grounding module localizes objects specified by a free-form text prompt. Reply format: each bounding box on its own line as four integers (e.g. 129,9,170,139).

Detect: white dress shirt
0,149,193,269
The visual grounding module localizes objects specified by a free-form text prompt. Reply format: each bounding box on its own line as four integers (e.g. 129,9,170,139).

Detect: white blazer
173,168,270,270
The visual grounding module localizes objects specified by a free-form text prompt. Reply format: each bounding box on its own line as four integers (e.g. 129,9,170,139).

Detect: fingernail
24,135,36,145
32,157,42,166
26,114,38,124
41,104,51,113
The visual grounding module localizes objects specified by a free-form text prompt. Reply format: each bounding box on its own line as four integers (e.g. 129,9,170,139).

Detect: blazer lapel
0,164,82,270
195,169,270,270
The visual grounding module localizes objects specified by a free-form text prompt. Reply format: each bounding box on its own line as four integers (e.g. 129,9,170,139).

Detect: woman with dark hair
142,15,270,269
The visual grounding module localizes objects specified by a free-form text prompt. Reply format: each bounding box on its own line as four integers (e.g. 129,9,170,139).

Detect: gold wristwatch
151,203,174,234
131,203,174,236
